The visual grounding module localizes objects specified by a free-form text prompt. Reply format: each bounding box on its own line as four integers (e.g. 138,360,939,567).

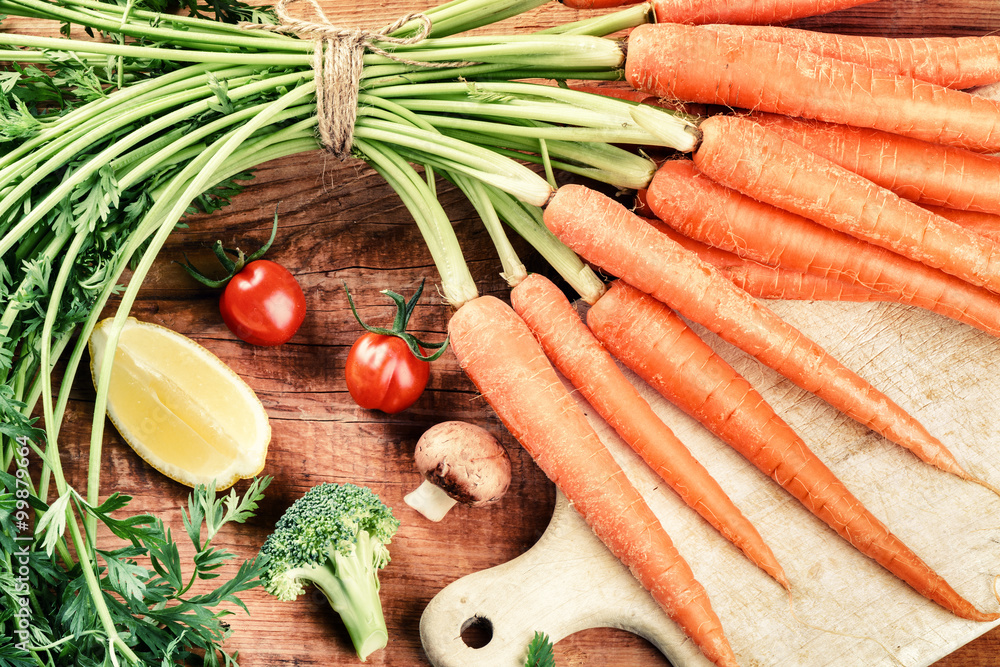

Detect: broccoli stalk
259,483,400,661
295,529,390,659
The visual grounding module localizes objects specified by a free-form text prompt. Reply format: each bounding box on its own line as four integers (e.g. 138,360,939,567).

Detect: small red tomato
219,259,306,346
345,333,430,414
342,279,447,414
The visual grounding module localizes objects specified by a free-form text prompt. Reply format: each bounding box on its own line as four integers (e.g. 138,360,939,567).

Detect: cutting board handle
419,490,702,667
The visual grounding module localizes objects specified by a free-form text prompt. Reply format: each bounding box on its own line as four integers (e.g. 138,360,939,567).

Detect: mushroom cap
413,421,511,506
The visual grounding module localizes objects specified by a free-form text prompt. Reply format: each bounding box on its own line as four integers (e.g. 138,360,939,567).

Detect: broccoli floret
259,483,400,661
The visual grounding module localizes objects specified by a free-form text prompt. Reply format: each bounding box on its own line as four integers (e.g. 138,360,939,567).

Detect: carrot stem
450,173,527,287
353,137,479,308
472,186,607,304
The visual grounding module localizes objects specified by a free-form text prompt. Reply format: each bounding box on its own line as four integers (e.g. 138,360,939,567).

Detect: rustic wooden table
9,0,1000,664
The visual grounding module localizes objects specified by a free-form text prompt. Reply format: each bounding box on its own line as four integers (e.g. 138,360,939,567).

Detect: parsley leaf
525,631,556,667
0,474,272,665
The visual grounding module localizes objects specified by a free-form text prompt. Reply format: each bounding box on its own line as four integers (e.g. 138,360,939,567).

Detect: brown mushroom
403,421,512,522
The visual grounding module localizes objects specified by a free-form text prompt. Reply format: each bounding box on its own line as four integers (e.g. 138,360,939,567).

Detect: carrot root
699,24,1000,89
650,0,878,26
692,115,1000,297
587,280,1000,624
511,272,790,590
746,111,1000,216
649,215,892,302
625,23,1000,153
645,157,1000,341
448,294,742,667
543,183,975,484
921,204,1000,245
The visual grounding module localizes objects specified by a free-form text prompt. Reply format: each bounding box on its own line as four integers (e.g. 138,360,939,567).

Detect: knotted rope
243,0,457,158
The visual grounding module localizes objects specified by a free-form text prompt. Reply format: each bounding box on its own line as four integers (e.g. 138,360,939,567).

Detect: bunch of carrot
449,1,1000,666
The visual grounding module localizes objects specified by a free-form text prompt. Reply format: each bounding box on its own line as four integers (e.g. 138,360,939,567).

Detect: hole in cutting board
460,615,493,649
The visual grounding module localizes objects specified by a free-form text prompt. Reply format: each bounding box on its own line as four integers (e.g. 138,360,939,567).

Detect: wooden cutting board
420,299,1000,667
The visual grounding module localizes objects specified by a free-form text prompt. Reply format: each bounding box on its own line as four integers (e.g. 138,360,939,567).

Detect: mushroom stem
404,479,460,522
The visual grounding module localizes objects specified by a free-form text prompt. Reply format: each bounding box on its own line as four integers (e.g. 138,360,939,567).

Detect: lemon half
89,317,271,490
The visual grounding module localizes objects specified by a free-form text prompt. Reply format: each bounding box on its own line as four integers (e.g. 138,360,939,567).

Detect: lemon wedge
89,317,271,490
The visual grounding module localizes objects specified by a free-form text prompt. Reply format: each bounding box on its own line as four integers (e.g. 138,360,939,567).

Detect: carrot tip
966,475,1000,502
966,608,1000,623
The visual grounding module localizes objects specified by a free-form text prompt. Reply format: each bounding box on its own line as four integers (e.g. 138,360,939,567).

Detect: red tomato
219,260,306,346
345,332,430,414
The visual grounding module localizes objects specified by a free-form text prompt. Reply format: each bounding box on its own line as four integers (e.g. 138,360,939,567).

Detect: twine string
244,0,466,158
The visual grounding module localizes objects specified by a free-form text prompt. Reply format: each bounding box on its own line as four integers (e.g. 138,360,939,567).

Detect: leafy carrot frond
524,631,555,667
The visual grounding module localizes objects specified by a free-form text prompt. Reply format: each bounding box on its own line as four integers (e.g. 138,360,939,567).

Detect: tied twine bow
244,0,459,158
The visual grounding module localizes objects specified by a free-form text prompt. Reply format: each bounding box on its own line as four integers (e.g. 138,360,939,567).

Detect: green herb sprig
525,631,556,667
0,473,271,666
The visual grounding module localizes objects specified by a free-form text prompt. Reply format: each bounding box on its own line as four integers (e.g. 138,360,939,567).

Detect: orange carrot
650,0,877,25
700,24,1000,89
921,204,1000,245
747,112,1000,216
646,158,1000,337
510,272,790,589
653,217,890,302
448,294,740,667
708,262,883,301
587,280,999,623
624,22,1000,153
543,183,977,483
691,115,1000,295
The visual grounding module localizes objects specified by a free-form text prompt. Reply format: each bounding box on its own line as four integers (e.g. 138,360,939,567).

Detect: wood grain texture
7,0,1000,664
